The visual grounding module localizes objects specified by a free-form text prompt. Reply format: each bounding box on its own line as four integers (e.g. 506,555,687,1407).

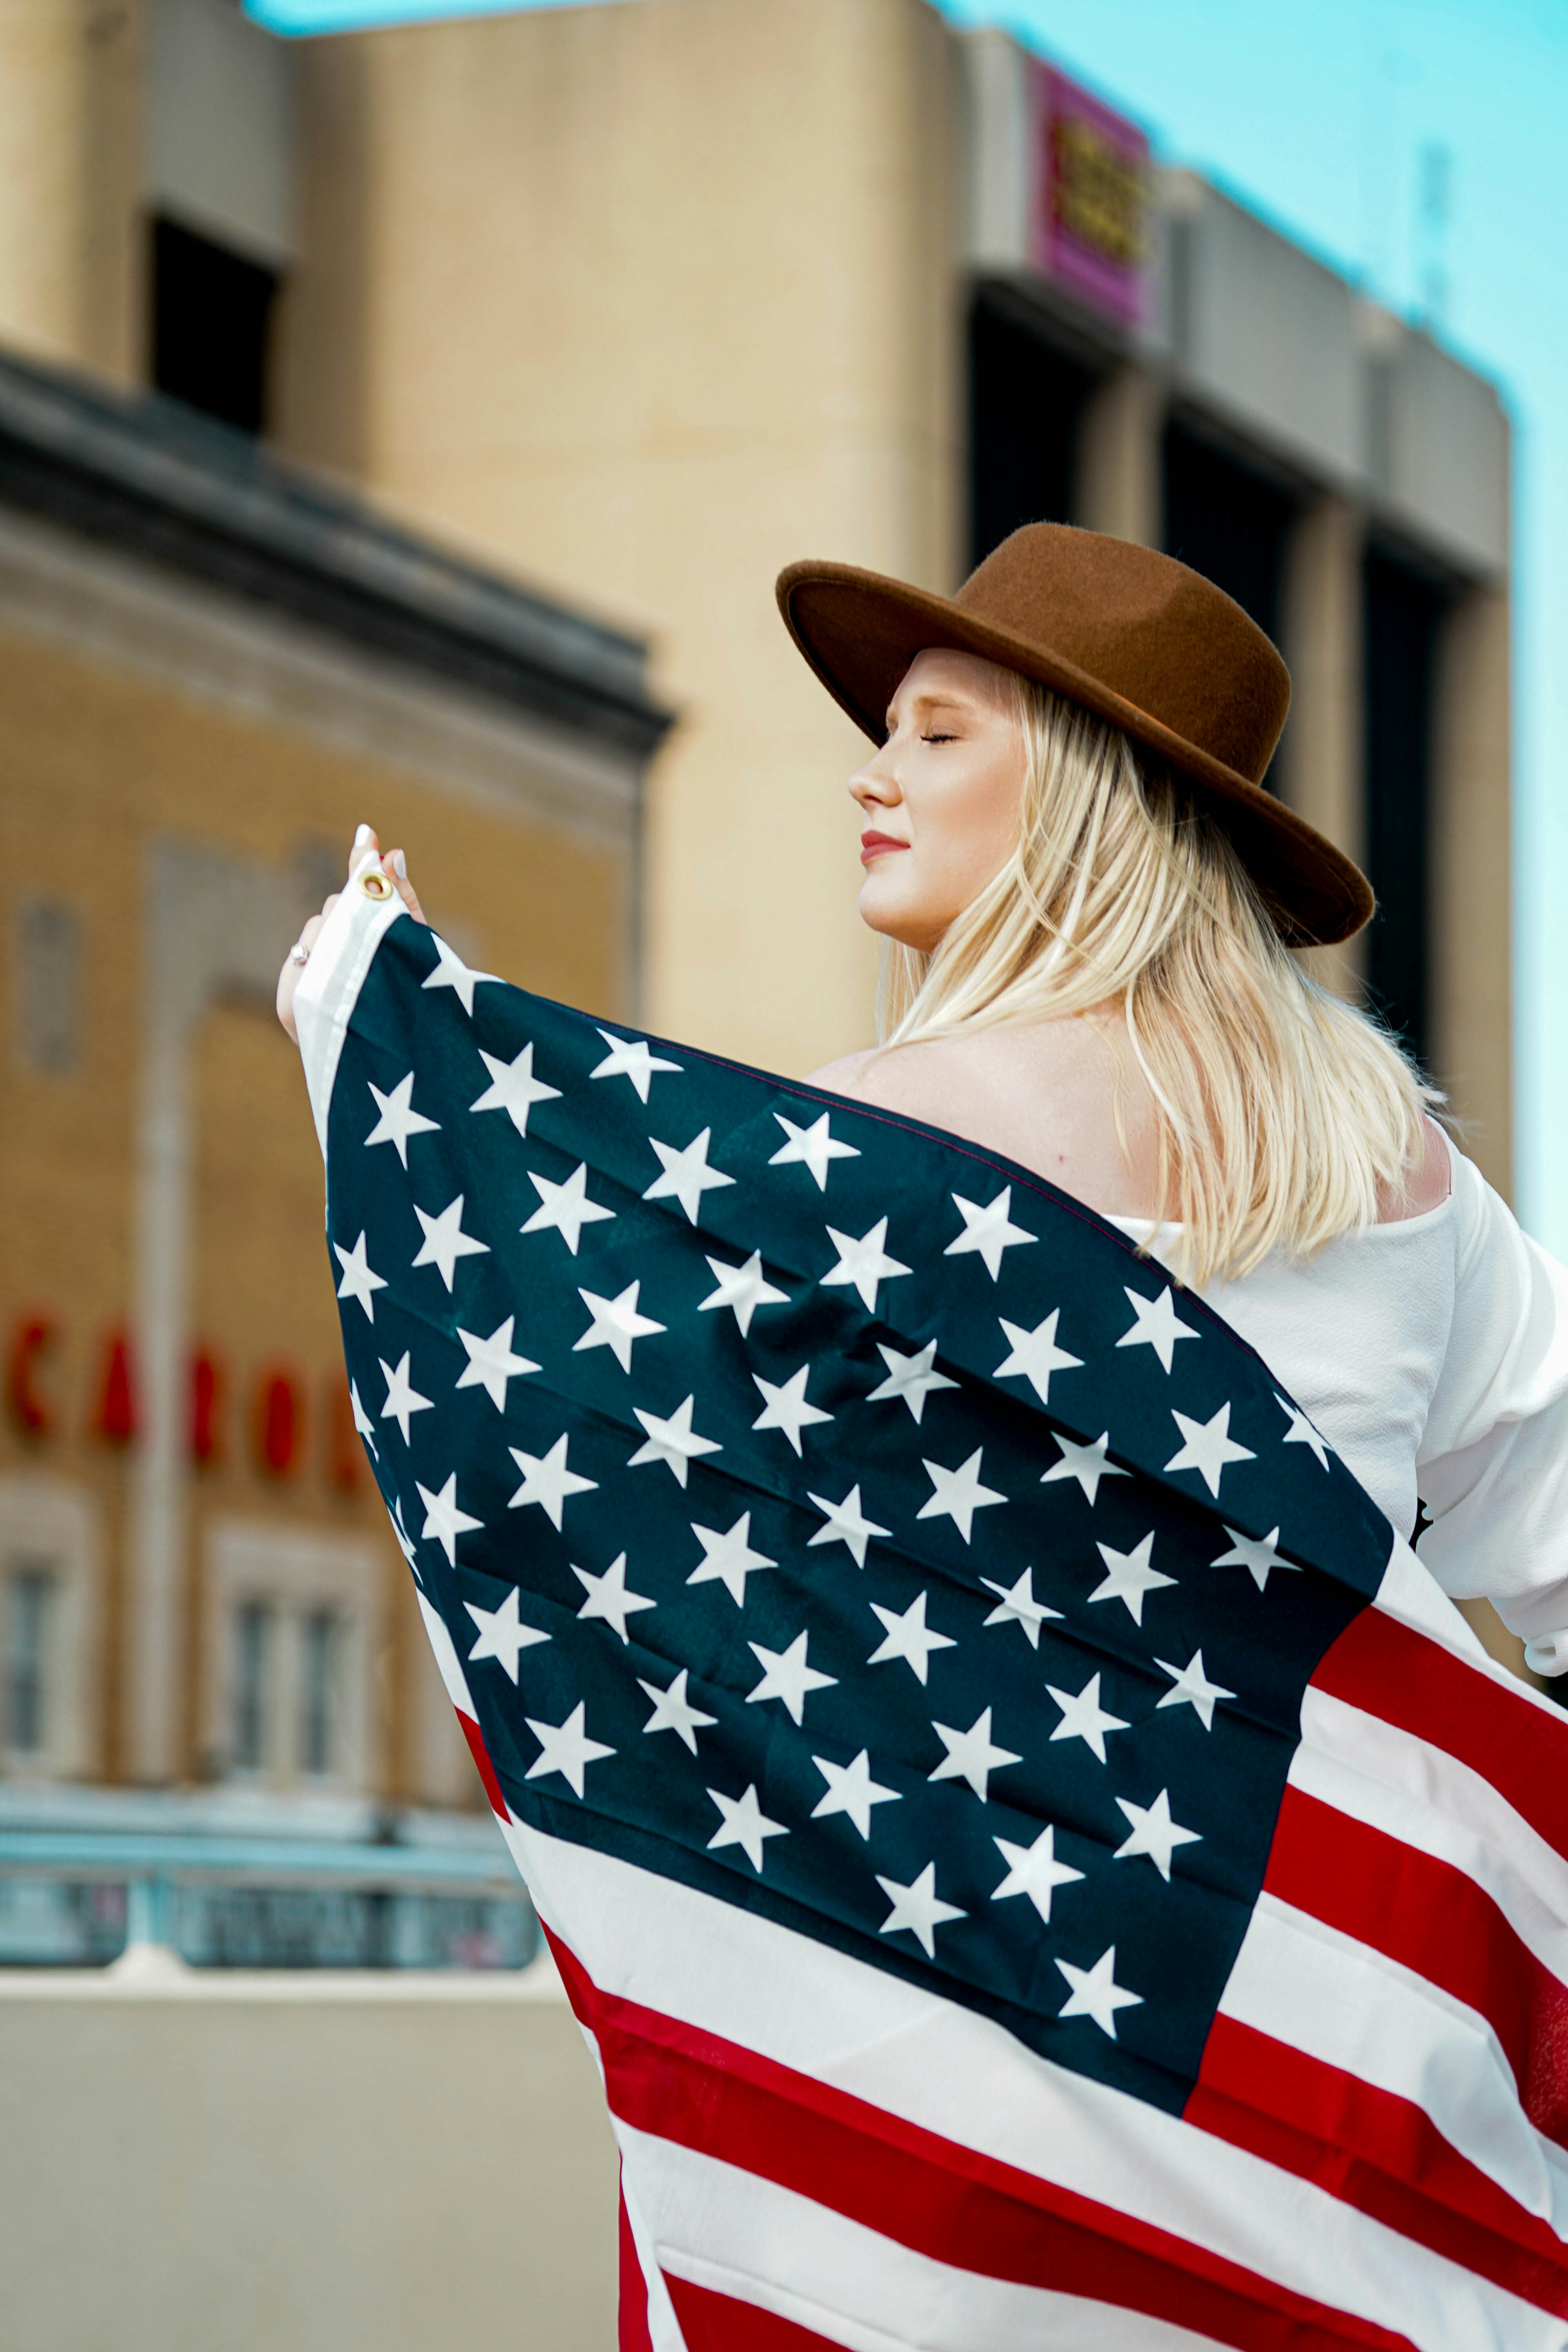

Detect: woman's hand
276,824,428,1044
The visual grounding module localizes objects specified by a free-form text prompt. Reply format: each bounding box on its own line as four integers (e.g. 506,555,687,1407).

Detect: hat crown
954,524,1290,789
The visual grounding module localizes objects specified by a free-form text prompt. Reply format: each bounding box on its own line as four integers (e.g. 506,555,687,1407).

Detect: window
299,1607,341,1779
969,290,1098,565
5,1566,53,1756
230,1599,273,1773
16,900,82,1076
0,1479,97,1779
1363,545,1448,1069
207,1523,379,1791
1163,420,1298,651
150,214,280,437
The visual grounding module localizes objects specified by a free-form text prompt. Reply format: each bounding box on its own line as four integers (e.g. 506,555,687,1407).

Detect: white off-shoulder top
1114,1135,1568,1676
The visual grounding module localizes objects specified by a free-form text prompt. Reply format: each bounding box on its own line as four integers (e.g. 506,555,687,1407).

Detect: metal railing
0,1811,538,1971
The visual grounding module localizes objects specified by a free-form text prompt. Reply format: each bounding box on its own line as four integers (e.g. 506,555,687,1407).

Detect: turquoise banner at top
246,0,640,34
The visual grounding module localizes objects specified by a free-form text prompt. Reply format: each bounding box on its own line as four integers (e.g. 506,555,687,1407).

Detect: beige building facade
0,0,1516,1807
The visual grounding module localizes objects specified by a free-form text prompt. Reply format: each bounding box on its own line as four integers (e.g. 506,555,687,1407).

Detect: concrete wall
0,1955,618,2352
279,0,965,1079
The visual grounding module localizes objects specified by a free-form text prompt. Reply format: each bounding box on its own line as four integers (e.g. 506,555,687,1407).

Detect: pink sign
1030,64,1149,328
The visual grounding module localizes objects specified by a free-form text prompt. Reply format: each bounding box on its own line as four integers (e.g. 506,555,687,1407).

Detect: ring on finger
288,940,312,967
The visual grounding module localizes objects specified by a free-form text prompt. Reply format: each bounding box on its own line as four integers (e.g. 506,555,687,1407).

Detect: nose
849,739,901,815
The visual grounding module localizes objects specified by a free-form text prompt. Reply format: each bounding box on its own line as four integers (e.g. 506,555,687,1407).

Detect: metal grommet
359,868,394,901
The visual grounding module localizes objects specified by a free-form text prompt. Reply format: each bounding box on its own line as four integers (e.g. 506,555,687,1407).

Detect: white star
521,1162,615,1255
866,1339,958,1424
1117,1286,1200,1374
455,1316,539,1411
1041,1429,1129,1504
334,1230,387,1322
980,1566,1062,1648
350,1378,377,1458
643,1127,735,1224
991,1823,1085,1924
822,1217,911,1314
928,1706,1022,1802
706,1783,788,1873
1114,1789,1202,1881
876,1862,967,1958
917,1447,1006,1543
470,1042,560,1137
422,933,501,1017
945,1185,1036,1279
628,1394,722,1486
1278,1393,1332,1470
751,1365,833,1456
507,1434,598,1530
1046,1672,1129,1763
1165,1402,1256,1498
416,1472,483,1566
637,1666,716,1754
571,1551,655,1643
524,1700,615,1798
1211,1523,1295,1592
378,1350,432,1444
699,1250,789,1335
465,1588,550,1683
770,1110,860,1190
746,1630,837,1726
573,1281,665,1372
811,1749,900,1840
1056,1945,1143,2037
993,1310,1082,1405
364,1071,439,1167
1089,1531,1176,1625
591,1028,682,1102
806,1483,890,1569
1155,1648,1234,1731
412,1194,490,1290
867,1590,956,1684
688,1512,776,1606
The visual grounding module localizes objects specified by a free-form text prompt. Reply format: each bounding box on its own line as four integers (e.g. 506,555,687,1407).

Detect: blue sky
249,0,1568,1247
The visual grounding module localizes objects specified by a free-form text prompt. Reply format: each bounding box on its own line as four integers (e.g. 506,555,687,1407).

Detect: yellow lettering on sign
1052,117,1145,269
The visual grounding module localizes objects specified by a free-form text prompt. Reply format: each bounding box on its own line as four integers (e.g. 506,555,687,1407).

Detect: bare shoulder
804,1036,975,1113
1378,1114,1453,1223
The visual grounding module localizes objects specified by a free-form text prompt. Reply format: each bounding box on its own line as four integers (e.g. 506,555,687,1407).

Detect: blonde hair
877,676,1438,1289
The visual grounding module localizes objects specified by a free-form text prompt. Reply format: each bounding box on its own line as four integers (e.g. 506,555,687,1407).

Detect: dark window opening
1363,546,1446,1069
150,214,279,437
969,292,1098,567
1162,419,1296,648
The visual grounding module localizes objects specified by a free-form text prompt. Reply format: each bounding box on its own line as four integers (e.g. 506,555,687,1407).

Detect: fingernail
353,823,373,847
391,849,407,880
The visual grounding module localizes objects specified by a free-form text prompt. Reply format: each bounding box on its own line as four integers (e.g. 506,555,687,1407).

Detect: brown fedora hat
777,523,1373,947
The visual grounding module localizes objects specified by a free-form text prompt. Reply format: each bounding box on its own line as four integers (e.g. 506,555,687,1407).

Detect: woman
279,522,1568,1674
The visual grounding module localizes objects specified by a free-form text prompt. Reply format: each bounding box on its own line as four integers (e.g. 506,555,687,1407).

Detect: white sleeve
1416,1149,1568,1673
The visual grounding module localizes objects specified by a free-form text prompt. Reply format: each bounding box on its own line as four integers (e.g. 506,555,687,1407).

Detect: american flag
298,881,1568,2351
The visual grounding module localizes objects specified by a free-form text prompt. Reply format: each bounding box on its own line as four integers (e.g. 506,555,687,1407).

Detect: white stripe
1220,1891,1568,2238
505,1818,1566,2352
292,870,407,1156
617,2120,1218,2352
418,1592,476,1718
1295,1686,1568,1989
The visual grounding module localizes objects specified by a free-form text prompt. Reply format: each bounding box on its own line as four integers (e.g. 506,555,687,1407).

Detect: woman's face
849,648,1028,955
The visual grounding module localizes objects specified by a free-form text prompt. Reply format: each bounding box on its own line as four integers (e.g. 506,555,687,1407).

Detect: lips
860,832,909,865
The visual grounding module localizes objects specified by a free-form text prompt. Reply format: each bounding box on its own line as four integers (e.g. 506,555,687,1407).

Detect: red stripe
1190,2016,1568,2314
620,2179,655,2352
1265,1787,1568,2145
455,1706,508,1820
665,2276,841,2352
541,1924,1417,2352
1312,1607,1568,1859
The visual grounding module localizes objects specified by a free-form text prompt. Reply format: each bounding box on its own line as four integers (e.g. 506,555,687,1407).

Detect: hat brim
777,559,1373,949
